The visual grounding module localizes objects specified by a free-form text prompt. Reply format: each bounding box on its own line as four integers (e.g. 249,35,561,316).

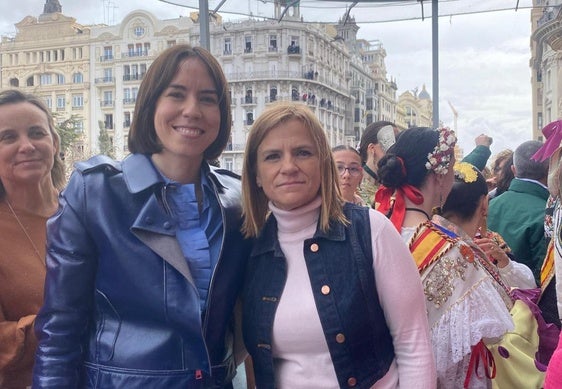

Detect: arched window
72,72,83,83
27,76,34,87
9,78,19,87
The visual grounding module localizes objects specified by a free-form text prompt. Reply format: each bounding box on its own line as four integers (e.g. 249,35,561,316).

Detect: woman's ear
479,195,489,217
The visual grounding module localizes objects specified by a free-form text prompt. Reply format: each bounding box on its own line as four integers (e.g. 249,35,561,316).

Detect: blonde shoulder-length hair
241,101,346,238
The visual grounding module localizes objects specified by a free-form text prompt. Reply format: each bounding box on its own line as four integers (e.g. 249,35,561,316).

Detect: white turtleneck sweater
269,197,436,389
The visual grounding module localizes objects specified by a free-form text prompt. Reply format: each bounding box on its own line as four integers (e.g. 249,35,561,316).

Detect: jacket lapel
131,192,195,285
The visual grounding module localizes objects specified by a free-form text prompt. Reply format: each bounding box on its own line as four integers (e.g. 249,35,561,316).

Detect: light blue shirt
162,169,223,312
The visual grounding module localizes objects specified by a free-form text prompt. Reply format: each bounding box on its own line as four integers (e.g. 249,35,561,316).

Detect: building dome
418,84,431,100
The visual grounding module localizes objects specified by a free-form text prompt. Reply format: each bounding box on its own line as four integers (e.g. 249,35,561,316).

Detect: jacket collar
252,211,346,257
508,178,550,201
122,154,164,194
122,154,222,194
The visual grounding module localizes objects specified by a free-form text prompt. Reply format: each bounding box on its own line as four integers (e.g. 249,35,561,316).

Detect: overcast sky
0,0,537,158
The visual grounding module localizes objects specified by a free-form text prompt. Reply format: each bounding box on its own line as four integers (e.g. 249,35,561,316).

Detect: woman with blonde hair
241,101,435,388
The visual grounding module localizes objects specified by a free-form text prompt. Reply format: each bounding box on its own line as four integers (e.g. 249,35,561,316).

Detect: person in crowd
0,90,65,388
241,102,436,389
462,133,493,171
332,145,365,206
439,161,557,388
534,119,562,387
488,150,514,199
357,121,398,206
376,127,514,388
438,161,536,289
33,44,251,387
488,140,550,283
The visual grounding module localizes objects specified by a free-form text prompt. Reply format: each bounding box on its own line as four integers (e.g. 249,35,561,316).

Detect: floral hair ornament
454,162,478,183
425,127,457,175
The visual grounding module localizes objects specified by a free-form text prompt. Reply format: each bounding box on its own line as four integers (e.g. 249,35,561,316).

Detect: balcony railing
241,96,257,105
95,77,115,84
100,54,114,62
122,50,149,58
123,98,137,105
123,74,144,82
100,100,114,107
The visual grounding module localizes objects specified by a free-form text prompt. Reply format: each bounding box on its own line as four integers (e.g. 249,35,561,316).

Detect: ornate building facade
531,0,562,140
1,1,398,173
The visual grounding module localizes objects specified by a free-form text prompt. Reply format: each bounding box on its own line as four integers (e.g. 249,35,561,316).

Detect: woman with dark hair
440,162,535,289
241,102,435,388
376,127,514,388
0,89,64,388
33,44,251,388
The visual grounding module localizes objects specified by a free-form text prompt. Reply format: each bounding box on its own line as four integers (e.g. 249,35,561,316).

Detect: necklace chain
405,207,431,220
5,199,44,263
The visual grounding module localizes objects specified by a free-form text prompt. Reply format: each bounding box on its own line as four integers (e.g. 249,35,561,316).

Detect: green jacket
488,178,549,282
462,145,491,171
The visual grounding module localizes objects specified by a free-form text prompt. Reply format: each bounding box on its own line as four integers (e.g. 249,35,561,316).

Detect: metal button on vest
347,377,357,387
321,285,330,295
335,333,345,343
310,243,319,252
163,221,172,229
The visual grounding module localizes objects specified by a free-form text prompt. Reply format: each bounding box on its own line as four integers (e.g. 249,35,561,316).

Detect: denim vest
243,203,394,388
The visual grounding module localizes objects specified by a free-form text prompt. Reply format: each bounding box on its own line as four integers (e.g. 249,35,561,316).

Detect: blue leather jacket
33,154,251,388
242,203,394,389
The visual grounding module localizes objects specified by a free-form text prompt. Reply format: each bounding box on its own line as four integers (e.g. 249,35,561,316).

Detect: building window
44,96,52,109
56,95,65,110
75,120,84,133
245,111,254,125
72,94,84,108
40,74,52,85
269,35,277,52
124,112,131,128
57,74,65,84
105,114,114,129
134,26,145,37
538,113,543,130
244,36,252,53
167,40,176,48
103,91,113,106
104,68,113,82
224,37,232,55
103,46,113,61
72,72,83,83
269,87,277,102
224,157,233,171
9,78,19,87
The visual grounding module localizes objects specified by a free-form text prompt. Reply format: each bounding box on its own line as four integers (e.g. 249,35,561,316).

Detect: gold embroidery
423,254,468,308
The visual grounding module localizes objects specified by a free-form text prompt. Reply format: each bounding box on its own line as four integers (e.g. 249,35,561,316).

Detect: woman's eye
264,153,279,161
29,130,48,138
0,133,16,142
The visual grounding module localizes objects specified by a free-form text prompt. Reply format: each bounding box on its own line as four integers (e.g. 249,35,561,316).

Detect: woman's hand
474,237,510,268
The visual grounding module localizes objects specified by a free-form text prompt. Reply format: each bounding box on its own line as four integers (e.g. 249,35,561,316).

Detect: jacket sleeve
461,145,492,171
33,171,97,388
0,311,36,375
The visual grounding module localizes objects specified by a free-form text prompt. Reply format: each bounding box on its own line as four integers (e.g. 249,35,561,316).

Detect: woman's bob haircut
128,44,231,161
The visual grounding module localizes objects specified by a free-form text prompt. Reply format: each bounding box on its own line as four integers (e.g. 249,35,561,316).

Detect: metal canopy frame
189,0,524,129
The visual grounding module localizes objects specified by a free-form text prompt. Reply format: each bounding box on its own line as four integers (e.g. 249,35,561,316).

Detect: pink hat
531,120,562,162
